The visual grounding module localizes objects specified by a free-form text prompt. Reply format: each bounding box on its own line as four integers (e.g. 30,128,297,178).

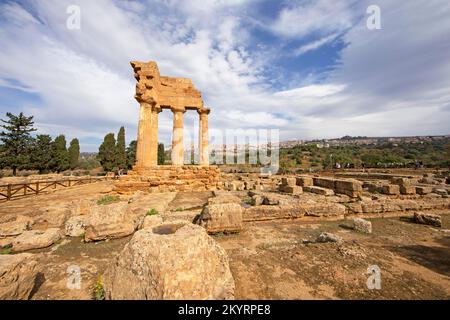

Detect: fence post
36,182,39,195
7,184,11,200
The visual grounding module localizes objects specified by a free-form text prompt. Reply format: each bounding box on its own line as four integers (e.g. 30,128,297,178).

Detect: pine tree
98,133,116,172
158,143,165,165
115,127,127,169
126,140,137,169
68,138,80,170
30,134,53,174
51,135,70,173
0,112,36,176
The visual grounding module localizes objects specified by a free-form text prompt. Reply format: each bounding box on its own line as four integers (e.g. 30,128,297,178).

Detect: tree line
0,112,80,175
97,129,166,172
0,112,166,176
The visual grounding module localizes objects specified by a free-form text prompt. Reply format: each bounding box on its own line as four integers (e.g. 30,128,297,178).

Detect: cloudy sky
1,0,449,152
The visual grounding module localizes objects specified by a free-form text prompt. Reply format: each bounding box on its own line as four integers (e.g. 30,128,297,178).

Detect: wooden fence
0,176,112,202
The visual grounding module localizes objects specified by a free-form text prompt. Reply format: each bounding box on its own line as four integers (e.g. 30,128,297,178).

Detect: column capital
170,105,186,113
197,107,210,115
140,102,162,113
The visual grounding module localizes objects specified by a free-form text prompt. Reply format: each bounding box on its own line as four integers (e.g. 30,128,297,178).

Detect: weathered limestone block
381,201,402,212
251,195,265,206
362,202,383,213
380,185,400,195
303,203,346,217
65,215,90,237
303,186,334,196
353,218,372,234
37,205,71,228
0,216,33,238
313,177,335,189
316,232,342,243
279,185,303,195
196,200,243,234
141,215,163,229
230,181,245,191
391,177,412,186
244,204,304,221
70,199,95,216
416,186,433,195
296,176,313,187
0,253,39,300
398,200,420,211
12,228,61,252
400,185,416,195
281,177,296,187
347,202,363,214
84,202,142,242
335,179,362,192
413,212,441,227
103,222,235,300
262,194,281,205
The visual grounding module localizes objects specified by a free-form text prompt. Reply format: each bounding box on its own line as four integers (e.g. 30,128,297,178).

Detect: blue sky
1,0,449,151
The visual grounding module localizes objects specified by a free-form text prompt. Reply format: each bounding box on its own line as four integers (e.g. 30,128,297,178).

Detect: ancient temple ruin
114,61,220,193
131,61,210,167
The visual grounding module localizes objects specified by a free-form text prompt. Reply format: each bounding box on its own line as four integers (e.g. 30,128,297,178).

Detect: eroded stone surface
103,222,235,300
353,218,372,234
12,228,61,252
413,212,442,227
0,253,40,300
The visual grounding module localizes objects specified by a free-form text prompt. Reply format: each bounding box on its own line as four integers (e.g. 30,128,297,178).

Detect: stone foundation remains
114,165,220,194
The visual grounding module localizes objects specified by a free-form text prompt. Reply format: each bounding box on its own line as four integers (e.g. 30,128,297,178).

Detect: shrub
1,244,12,255
93,276,105,300
97,195,120,205
146,208,159,216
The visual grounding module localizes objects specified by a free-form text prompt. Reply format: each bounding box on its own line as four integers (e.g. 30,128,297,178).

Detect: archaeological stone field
0,61,449,302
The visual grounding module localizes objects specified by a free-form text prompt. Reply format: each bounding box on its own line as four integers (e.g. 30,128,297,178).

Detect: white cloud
269,0,358,38
0,0,449,152
293,33,340,56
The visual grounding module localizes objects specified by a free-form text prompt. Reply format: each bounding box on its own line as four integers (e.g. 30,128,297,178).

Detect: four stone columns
135,104,210,167
136,103,160,167
198,109,210,166
171,107,185,166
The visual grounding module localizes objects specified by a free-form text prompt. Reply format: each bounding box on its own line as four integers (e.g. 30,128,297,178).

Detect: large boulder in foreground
12,228,61,252
195,196,243,234
103,222,235,300
0,253,40,299
84,202,142,242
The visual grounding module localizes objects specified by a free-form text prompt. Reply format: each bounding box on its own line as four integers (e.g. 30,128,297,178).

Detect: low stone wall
312,177,362,198
114,165,220,193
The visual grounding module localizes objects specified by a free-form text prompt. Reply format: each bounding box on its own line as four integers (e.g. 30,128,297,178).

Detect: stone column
136,103,160,168
171,106,185,166
198,108,210,166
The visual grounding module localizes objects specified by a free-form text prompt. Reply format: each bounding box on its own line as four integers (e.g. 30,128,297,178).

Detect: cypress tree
98,133,116,172
68,138,80,170
30,134,53,174
52,135,70,173
126,140,137,169
115,127,127,169
158,143,165,165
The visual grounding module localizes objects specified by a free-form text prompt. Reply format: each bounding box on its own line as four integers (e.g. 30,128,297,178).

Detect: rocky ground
0,180,449,300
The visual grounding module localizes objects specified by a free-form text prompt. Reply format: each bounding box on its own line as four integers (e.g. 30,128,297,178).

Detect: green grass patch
97,195,120,205
175,207,184,212
1,244,12,255
146,208,159,216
